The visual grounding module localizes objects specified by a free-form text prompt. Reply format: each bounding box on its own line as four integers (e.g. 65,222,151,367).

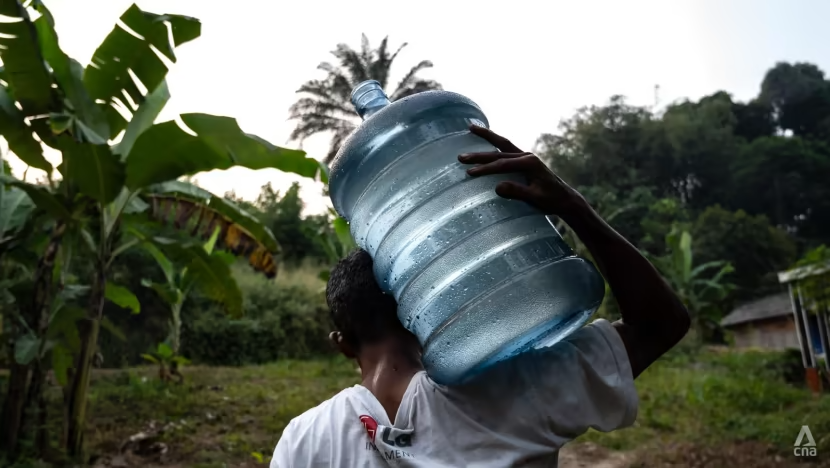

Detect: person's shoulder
563,317,619,344
562,318,627,362
281,386,358,440
454,319,625,391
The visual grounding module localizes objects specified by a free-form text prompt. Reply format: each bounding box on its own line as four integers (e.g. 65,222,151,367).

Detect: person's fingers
466,155,538,176
495,181,536,201
469,125,524,153
458,151,530,164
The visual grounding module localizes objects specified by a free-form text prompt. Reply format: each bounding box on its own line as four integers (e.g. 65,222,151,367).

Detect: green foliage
0,176,71,221
181,268,332,366
126,114,324,189
104,283,140,314
83,4,200,140
760,62,830,139
317,213,357,281
793,244,830,268
538,65,830,247
2,350,821,465
141,342,190,381
45,305,85,358
147,180,280,278
693,206,797,302
43,359,359,465
731,136,830,239
58,140,124,204
0,87,50,171
0,1,322,459
649,226,734,340
639,197,691,254
0,185,35,244
50,344,72,387
13,333,39,365
166,243,244,318
225,182,344,266
582,349,830,455
0,0,55,119
789,244,830,314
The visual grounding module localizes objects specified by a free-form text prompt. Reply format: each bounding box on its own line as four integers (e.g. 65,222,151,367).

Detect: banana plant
0,1,325,459
317,210,357,282
141,342,189,383
649,225,735,341
0,150,41,456
138,214,242,382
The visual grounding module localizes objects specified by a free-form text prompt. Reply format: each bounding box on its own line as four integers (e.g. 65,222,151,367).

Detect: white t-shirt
270,319,638,468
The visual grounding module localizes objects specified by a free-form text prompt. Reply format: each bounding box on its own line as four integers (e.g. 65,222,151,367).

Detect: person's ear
329,331,357,359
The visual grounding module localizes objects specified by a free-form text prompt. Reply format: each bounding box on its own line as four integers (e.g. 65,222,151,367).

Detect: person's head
326,249,419,360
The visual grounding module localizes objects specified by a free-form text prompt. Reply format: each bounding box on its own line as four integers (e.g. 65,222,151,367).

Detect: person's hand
458,125,587,219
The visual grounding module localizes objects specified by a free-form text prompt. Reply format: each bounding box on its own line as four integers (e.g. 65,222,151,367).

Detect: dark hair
326,249,402,348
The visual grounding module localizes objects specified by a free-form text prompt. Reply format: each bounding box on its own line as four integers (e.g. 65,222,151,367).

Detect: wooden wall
729,316,800,350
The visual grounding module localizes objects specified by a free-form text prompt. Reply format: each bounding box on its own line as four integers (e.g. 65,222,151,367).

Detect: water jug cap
351,80,391,119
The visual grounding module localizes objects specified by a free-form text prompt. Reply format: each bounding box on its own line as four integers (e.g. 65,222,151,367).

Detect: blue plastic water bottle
328,80,605,385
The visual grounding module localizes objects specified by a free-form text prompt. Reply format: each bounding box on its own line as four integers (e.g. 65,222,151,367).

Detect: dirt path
559,443,636,468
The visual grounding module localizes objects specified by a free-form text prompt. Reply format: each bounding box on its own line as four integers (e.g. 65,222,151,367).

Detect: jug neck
352,80,391,120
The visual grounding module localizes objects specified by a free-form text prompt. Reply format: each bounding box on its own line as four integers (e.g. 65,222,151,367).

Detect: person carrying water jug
270,125,690,467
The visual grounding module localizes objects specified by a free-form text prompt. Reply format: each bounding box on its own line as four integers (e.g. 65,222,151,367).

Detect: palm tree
289,34,442,163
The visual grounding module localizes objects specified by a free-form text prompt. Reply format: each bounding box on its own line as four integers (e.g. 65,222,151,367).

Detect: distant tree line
537,61,830,317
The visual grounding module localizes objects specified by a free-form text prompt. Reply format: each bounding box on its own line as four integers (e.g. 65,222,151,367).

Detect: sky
5,0,830,215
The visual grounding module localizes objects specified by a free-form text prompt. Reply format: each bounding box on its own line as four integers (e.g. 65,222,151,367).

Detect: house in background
721,293,823,353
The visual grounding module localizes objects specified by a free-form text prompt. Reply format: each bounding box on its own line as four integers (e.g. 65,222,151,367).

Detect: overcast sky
5,0,829,214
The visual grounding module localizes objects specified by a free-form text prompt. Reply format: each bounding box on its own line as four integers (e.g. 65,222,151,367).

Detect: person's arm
460,125,690,378
557,198,690,377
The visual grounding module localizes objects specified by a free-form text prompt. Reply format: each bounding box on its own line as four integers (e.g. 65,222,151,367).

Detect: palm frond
289,98,354,120
289,35,442,158
392,60,441,101
295,79,340,103
289,114,354,142
332,43,369,84
316,63,353,101
392,61,434,94
391,79,443,101
360,34,372,71
388,41,408,66
369,36,395,88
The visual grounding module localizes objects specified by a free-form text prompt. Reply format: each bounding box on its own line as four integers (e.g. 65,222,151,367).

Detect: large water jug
329,80,605,385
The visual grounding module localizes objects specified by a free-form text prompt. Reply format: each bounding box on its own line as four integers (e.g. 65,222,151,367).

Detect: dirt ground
88,441,828,467
559,443,637,468
559,441,829,468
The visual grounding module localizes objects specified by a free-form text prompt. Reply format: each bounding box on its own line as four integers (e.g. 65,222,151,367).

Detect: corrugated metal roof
720,293,793,327
778,261,830,284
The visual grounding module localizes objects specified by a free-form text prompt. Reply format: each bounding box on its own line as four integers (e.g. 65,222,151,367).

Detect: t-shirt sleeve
508,318,638,440
270,422,294,468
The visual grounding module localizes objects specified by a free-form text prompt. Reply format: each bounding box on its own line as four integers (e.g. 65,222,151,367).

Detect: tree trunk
23,360,51,455
1,221,66,457
60,367,73,450
0,363,30,456
170,302,182,355
64,258,105,459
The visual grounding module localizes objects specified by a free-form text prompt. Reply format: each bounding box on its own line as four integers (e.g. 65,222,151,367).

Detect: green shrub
181,268,333,366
